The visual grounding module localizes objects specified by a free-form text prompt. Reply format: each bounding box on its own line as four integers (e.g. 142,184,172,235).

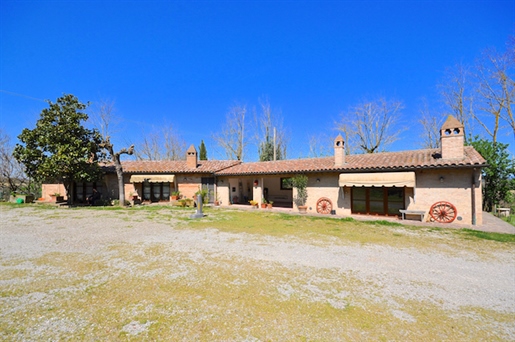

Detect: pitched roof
441,115,464,130
120,160,241,174
215,146,486,176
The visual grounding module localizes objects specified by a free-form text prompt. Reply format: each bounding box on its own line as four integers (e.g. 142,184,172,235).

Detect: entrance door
201,177,215,203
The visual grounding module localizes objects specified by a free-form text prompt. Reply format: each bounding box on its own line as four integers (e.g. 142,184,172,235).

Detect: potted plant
171,190,181,200
195,188,209,204
291,174,308,214
50,192,64,203
267,200,274,209
129,191,139,201
261,198,267,209
249,200,258,208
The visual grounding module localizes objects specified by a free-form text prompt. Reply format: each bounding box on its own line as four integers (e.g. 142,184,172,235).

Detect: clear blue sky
1,0,514,161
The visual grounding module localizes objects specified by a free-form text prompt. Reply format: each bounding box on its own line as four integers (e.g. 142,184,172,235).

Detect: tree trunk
100,137,133,207
114,154,125,206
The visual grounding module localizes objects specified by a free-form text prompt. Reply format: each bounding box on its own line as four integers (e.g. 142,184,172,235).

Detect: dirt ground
1,205,514,340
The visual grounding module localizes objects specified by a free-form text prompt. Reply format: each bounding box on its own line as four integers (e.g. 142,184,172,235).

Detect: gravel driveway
1,205,514,340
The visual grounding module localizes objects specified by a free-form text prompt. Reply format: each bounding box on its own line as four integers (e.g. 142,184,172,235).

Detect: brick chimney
186,145,198,168
440,115,464,160
334,134,345,167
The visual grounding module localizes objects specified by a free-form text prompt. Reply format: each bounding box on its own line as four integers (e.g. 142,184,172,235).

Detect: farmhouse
42,115,486,225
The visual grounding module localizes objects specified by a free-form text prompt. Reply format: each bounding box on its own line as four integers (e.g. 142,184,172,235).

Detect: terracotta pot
298,205,308,214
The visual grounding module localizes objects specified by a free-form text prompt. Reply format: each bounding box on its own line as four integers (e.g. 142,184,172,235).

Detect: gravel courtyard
1,205,514,340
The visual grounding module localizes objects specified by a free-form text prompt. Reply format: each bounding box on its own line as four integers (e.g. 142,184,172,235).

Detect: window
75,182,103,203
143,182,170,202
351,187,405,216
280,177,293,190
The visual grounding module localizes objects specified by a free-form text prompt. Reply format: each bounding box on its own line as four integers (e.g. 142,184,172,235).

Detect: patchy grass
1,245,513,341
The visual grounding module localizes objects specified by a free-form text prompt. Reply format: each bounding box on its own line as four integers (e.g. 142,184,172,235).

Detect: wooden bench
497,208,511,217
268,195,289,202
399,210,426,222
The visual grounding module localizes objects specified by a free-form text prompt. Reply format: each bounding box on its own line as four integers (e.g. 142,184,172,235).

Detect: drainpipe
471,169,476,226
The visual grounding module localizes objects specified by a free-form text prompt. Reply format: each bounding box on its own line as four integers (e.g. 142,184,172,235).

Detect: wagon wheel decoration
429,201,457,223
316,197,333,214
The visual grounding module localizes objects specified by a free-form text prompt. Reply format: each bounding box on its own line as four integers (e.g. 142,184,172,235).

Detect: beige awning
129,175,175,183
339,172,415,187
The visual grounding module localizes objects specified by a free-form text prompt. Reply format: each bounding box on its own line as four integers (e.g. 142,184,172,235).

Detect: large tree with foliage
13,94,102,204
469,137,515,212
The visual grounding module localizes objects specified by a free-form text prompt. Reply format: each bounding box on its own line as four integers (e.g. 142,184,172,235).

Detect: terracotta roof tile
112,146,486,176
215,146,487,175
120,160,241,174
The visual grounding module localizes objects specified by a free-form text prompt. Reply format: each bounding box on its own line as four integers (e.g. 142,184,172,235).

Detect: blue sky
1,0,514,161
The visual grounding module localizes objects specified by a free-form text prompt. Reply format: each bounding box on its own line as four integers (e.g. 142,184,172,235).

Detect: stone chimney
186,145,198,168
334,134,345,167
440,115,464,160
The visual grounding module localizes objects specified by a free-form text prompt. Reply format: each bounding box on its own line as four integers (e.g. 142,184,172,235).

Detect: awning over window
129,175,175,183
339,172,415,187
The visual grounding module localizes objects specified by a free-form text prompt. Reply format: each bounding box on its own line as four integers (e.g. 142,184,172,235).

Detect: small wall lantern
254,180,259,186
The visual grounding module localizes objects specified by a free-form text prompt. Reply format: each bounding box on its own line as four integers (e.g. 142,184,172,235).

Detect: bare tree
307,134,333,157
254,98,289,161
337,97,405,153
418,99,442,149
93,100,134,206
212,104,248,161
439,63,475,142
474,43,515,142
0,129,31,199
134,123,186,160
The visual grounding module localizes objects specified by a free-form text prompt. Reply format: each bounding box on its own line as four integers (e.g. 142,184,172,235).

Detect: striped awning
129,175,175,183
339,172,415,187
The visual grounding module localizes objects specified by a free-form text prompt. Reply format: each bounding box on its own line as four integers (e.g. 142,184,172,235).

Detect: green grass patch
186,209,514,254
460,229,515,242
364,219,404,227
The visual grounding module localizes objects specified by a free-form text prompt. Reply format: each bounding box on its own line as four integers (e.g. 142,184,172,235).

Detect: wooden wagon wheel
429,201,457,223
316,197,333,214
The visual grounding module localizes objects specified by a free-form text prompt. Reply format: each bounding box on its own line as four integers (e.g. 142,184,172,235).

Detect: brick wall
41,184,67,201
301,170,481,225
441,134,464,160
411,168,482,225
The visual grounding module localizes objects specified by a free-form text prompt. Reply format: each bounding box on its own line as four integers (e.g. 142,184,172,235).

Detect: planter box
50,195,64,203
10,194,35,204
